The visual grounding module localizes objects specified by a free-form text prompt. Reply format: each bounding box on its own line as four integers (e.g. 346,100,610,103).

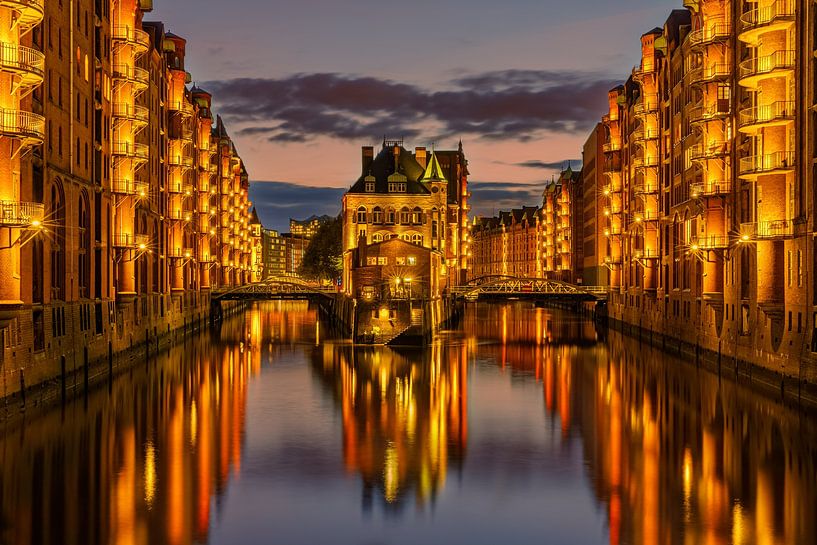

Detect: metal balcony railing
688,23,731,48
633,95,659,115
168,155,194,169
0,108,45,142
633,249,660,260
634,183,659,195
739,151,795,176
111,26,150,54
690,141,728,161
111,178,149,196
0,201,44,227
168,248,195,259
112,233,149,248
603,141,621,153
167,100,195,117
689,63,731,85
739,0,795,43
0,0,44,30
738,101,795,130
0,43,44,87
112,64,149,88
112,102,149,124
111,141,149,161
741,220,795,240
688,103,730,124
739,51,795,84
690,180,731,197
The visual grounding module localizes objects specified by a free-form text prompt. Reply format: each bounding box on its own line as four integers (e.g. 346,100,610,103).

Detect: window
412,207,422,225
386,208,395,224
378,257,387,265
358,229,366,240
367,257,377,266
388,182,406,193
356,206,367,223
365,182,375,193
372,233,383,243
396,256,406,265
407,256,417,266
373,207,382,224
411,234,422,245
400,207,410,224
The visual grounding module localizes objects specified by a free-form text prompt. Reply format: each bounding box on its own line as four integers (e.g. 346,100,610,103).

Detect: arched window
386,207,395,224
357,206,367,224
400,207,410,224
412,207,422,225
372,233,383,243
50,180,66,300
78,192,90,298
411,234,423,245
372,206,382,224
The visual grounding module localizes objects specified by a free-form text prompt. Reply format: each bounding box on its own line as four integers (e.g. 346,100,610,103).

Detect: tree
299,215,342,282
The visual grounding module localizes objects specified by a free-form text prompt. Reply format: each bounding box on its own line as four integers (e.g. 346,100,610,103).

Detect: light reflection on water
0,301,815,545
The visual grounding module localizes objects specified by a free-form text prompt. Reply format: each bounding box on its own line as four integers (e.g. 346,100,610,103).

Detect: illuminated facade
342,140,469,298
582,123,608,286
0,1,255,400
598,0,816,380
261,228,286,278
289,214,330,239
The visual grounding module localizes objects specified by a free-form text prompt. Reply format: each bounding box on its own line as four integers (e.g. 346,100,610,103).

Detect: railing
0,43,45,83
633,155,658,169
738,101,795,129
112,102,149,124
603,141,620,153
739,0,795,41
741,220,794,240
689,141,728,161
739,51,795,83
688,23,731,48
111,26,150,52
0,201,44,227
112,64,149,87
168,155,194,169
689,103,730,124
168,248,195,259
0,108,45,141
633,95,659,115
633,63,655,81
167,100,195,117
112,233,150,248
739,152,795,176
634,183,659,195
691,235,730,249
632,127,659,141
633,249,660,260
603,206,622,216
111,178,149,196
0,0,44,29
690,180,731,197
111,141,149,161
689,63,731,84
166,209,191,221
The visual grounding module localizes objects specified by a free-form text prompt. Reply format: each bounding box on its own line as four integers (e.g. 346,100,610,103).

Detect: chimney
415,147,427,169
362,146,374,173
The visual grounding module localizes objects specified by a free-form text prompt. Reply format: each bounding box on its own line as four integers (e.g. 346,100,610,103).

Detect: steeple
421,150,448,184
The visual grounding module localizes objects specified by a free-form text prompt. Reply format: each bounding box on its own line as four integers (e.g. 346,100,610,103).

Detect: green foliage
299,215,342,281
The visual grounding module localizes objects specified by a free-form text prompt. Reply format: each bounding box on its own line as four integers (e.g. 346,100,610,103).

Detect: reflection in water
312,343,467,510
0,301,814,545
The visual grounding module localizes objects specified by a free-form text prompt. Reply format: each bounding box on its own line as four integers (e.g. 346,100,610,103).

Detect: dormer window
388,182,406,193
365,182,375,193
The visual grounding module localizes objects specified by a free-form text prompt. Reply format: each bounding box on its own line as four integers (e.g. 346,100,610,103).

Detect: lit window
357,207,367,223
407,256,417,266
373,233,383,243
365,182,375,193
396,256,406,265
367,257,377,266
378,257,387,265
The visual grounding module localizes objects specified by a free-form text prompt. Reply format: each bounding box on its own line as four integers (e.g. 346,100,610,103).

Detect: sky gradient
150,0,679,231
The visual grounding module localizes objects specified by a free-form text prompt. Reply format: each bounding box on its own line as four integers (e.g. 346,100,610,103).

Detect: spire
421,150,448,184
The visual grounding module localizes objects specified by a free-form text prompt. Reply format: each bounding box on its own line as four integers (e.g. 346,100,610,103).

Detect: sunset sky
150,0,678,231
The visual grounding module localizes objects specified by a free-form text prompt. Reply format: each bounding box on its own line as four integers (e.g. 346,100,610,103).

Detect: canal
0,302,815,545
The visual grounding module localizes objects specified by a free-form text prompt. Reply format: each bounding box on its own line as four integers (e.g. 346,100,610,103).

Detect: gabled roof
348,144,429,195
421,151,448,183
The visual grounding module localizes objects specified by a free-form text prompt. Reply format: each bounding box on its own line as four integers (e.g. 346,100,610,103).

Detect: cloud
513,159,582,170
468,180,544,217
248,181,343,233
204,70,616,144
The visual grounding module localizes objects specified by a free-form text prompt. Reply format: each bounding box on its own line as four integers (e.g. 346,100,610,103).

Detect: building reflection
313,343,468,510
0,305,274,545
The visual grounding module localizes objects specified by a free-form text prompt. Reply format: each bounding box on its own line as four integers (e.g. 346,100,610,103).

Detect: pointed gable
421,151,448,184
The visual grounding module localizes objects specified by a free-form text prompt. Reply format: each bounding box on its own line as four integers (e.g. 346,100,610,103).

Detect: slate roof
348,144,429,195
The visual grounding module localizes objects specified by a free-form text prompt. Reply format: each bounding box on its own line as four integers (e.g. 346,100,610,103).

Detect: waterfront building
542,166,584,284
469,207,542,279
0,0,255,399
290,214,331,239
341,140,469,299
282,232,307,275
596,0,816,380
581,124,608,286
262,229,287,278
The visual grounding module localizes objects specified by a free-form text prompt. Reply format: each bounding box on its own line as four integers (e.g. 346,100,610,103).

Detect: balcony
167,154,194,170
112,26,150,56
738,101,795,133
0,0,44,31
689,141,728,162
688,63,731,86
111,178,149,197
690,180,731,198
0,201,44,227
739,51,795,88
634,183,659,195
632,127,659,142
632,155,658,171
112,233,150,249
168,100,195,118
168,248,195,260
0,43,45,90
689,103,730,125
740,220,795,240
603,141,621,153
633,249,660,260
688,23,731,49
603,206,622,217
739,0,795,45
739,151,795,179
112,102,149,126
691,235,730,250
166,209,192,222
632,64,656,83
633,95,659,116
112,64,149,91
112,142,149,163
0,108,44,143
604,256,622,266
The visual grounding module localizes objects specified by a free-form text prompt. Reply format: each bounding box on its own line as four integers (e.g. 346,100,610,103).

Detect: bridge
212,276,337,301
452,276,607,302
